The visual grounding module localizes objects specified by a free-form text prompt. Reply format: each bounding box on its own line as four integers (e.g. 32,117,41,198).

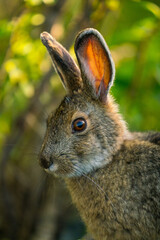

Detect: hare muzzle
39,151,53,170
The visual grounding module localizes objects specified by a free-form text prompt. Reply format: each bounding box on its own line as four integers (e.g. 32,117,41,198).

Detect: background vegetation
0,0,160,239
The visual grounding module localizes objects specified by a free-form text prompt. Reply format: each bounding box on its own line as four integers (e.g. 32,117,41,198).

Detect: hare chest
66,179,133,239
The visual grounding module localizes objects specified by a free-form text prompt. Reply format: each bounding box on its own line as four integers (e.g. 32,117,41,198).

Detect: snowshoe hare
39,28,160,240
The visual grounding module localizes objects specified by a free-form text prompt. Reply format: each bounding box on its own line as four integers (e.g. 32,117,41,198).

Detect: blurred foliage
0,0,160,240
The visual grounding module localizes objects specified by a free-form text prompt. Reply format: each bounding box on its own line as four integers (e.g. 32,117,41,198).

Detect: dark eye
72,118,87,133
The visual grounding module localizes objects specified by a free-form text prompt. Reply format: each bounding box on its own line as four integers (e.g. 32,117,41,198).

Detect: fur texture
39,28,160,240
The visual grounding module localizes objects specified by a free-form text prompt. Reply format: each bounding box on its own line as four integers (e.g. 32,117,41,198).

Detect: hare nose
40,154,53,169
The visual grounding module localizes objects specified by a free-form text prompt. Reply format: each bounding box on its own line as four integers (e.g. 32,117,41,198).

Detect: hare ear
75,28,115,102
40,32,82,94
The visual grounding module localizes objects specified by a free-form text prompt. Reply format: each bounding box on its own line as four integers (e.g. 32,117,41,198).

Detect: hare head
39,28,127,178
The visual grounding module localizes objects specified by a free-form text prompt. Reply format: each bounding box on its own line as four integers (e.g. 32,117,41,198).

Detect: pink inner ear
81,36,111,94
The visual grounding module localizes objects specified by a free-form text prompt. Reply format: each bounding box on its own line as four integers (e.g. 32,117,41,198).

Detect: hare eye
72,118,87,133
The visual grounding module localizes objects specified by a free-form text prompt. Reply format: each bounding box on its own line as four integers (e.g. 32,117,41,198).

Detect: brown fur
39,29,160,239
66,140,160,240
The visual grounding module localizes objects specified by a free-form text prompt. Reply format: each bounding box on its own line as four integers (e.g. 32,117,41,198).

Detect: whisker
70,165,119,232
72,165,105,198
73,165,124,219
82,173,106,197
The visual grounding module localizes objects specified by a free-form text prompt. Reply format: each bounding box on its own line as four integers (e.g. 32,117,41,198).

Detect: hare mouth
45,163,58,173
